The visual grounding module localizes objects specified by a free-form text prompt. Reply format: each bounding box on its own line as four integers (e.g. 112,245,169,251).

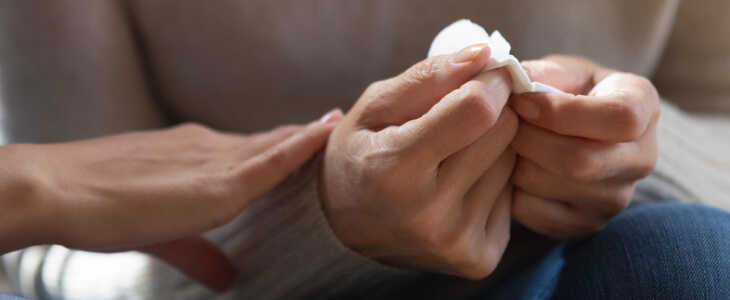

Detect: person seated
0,1,729,299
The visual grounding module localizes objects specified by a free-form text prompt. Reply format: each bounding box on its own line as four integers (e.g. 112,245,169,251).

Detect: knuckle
364,80,387,96
456,260,494,280
603,187,633,216
461,251,500,280
612,96,644,141
454,237,507,280
630,74,660,110
459,88,499,128
361,80,396,109
407,56,449,85
560,148,602,182
636,160,656,179
434,240,470,269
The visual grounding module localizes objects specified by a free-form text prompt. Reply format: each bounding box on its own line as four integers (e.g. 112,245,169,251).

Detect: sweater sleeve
203,154,412,299
635,100,730,211
637,0,730,211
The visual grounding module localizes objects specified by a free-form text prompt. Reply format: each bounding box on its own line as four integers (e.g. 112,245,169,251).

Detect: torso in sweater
128,0,690,131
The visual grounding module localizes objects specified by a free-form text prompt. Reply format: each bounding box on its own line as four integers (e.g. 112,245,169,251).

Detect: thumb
138,236,237,293
359,44,492,126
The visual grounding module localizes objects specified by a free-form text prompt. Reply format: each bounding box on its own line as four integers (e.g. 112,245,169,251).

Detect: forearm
3,155,410,300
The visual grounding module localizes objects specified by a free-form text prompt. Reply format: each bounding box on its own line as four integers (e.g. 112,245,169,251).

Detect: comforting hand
509,55,659,239
3,110,341,291
321,45,517,279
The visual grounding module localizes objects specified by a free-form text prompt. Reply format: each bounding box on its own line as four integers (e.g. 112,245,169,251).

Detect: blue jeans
485,203,730,300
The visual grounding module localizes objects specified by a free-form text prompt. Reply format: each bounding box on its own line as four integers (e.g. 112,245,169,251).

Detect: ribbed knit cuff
201,153,411,299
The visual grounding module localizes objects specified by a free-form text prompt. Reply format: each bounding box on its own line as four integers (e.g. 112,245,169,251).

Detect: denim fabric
485,203,730,300
0,294,25,300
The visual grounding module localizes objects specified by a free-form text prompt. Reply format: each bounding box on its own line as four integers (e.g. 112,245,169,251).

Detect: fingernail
513,96,540,120
451,44,488,64
319,108,343,124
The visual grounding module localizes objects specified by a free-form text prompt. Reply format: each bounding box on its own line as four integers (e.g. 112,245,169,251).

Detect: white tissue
428,19,563,94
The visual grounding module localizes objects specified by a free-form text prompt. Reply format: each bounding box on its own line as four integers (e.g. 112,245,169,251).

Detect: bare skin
321,48,659,279
321,44,518,279
510,55,659,239
0,109,343,291
0,47,659,290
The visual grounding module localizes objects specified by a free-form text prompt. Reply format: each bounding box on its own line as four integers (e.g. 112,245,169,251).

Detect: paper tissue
428,19,563,94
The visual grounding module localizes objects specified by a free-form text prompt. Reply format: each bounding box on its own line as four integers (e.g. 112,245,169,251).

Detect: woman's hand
1,109,342,291
322,45,517,279
509,55,659,239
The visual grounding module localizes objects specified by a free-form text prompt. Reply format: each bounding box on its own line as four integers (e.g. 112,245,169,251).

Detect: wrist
0,144,62,253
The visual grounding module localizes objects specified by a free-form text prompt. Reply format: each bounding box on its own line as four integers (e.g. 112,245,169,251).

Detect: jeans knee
609,202,730,239
553,203,730,299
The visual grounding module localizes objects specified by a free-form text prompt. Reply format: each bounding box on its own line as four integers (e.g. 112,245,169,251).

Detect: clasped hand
321,46,659,278
13,45,658,290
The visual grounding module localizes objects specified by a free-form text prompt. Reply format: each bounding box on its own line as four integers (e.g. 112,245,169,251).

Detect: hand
321,44,518,279
508,55,659,239
6,110,342,291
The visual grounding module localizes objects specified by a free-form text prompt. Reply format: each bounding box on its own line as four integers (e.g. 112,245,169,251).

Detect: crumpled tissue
428,19,563,94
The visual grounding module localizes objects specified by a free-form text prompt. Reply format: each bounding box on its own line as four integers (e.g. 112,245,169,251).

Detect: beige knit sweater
0,0,728,299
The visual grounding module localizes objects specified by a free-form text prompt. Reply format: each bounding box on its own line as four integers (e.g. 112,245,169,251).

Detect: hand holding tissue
429,20,661,240
428,19,562,94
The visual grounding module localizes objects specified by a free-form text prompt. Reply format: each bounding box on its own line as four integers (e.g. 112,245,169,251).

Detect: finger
510,73,659,142
511,158,634,217
445,183,514,279
242,125,304,148
511,120,656,183
438,107,518,193
461,147,516,217
138,236,236,292
391,68,513,163
512,190,606,240
213,125,306,160
237,109,343,202
520,55,609,94
477,184,512,272
359,44,492,126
